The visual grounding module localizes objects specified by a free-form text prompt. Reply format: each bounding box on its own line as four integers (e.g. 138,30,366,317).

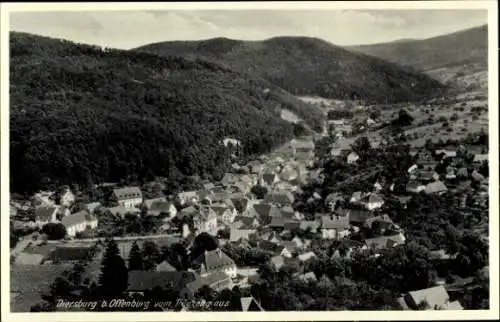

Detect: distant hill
9,32,323,194
348,25,488,90
349,25,487,71
136,36,446,104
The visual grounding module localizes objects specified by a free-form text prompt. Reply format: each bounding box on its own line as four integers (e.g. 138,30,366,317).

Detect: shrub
41,223,67,240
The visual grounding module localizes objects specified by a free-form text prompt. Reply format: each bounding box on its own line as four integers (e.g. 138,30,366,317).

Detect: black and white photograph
1,1,498,321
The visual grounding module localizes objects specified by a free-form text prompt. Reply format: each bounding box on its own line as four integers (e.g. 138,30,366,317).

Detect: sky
9,9,488,49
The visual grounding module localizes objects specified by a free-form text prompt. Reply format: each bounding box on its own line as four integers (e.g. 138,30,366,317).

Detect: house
177,191,199,206
331,240,366,259
424,181,448,195
406,180,426,194
240,296,265,311
14,252,44,266
143,196,167,209
364,214,399,233
261,170,279,187
300,220,320,233
229,228,256,242
277,241,297,258
473,154,488,164
202,182,216,191
58,187,75,208
155,260,177,272
247,161,264,175
298,251,316,263
471,170,486,182
83,202,102,214
61,211,98,237
148,201,177,219
270,255,285,270
193,206,218,234
350,191,368,203
347,151,360,164
232,216,260,229
398,286,463,310
106,205,140,217
343,208,373,225
127,271,196,297
456,167,469,179
269,217,286,230
34,206,59,227
211,203,238,224
183,271,233,298
364,232,406,251
321,214,350,240
264,191,295,206
298,272,318,282
445,167,457,180
221,173,241,188
194,249,237,278
435,149,457,159
112,186,143,208
357,193,384,210
290,139,315,158
279,167,299,182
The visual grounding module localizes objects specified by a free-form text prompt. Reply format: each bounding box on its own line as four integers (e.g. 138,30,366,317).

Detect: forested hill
9,32,322,194
136,36,446,103
349,25,488,72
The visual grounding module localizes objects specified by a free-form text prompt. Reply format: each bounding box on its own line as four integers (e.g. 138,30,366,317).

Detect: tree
128,241,143,270
393,109,414,127
42,223,67,240
141,240,161,270
351,136,371,157
251,185,268,199
99,239,128,297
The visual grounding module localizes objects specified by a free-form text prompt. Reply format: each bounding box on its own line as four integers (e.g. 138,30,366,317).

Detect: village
9,106,490,312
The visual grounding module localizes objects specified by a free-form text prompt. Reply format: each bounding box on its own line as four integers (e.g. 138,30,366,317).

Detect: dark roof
128,271,196,291
61,211,89,227
186,271,230,293
49,246,94,262
199,249,235,271
113,186,142,200
35,206,58,221
258,240,281,253
264,191,295,205
149,201,174,214
284,221,301,231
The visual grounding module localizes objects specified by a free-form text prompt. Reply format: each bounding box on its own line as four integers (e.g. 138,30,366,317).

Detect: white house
61,211,98,237
321,214,350,240
58,187,75,208
193,206,218,234
177,191,199,206
112,186,143,208
347,152,360,164
198,249,237,278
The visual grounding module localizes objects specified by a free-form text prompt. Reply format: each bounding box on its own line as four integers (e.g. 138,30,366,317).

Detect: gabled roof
364,214,395,229
283,221,301,231
270,255,285,269
407,285,450,310
149,201,175,214
240,297,265,311
128,271,195,291
298,272,317,282
473,154,488,162
35,206,58,222
156,260,177,272
199,249,235,271
61,210,89,228
264,191,295,205
300,220,320,231
113,186,142,200
298,251,316,262
365,233,406,249
291,139,315,150
425,181,448,194
143,197,167,209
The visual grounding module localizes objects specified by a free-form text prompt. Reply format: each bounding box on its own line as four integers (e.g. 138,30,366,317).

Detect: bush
450,113,459,122
42,223,67,240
